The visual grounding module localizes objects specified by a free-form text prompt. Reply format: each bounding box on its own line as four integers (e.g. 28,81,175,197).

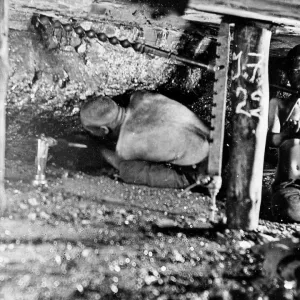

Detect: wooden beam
8,0,300,59
226,22,272,230
188,0,300,27
0,0,9,213
9,0,300,34
8,0,187,31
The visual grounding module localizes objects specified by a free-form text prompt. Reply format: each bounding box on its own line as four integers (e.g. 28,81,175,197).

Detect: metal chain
33,14,218,72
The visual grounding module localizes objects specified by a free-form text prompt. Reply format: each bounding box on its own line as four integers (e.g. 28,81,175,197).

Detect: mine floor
0,112,299,300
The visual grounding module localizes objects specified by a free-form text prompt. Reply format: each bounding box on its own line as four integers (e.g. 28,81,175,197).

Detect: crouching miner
80,90,210,189
268,45,300,222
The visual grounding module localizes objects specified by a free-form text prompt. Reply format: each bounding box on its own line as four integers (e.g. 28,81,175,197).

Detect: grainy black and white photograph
2,0,300,299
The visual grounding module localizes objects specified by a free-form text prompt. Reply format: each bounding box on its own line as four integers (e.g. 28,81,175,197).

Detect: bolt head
87,30,96,38
97,32,108,42
133,43,142,52
39,16,50,25
109,37,119,45
75,26,84,35
64,24,73,32
53,20,62,28
120,39,131,48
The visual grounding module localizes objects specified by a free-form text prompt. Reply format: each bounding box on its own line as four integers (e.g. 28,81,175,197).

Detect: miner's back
116,91,210,166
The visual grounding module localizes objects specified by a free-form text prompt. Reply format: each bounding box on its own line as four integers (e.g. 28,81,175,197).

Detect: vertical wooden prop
226,22,272,230
208,21,230,221
0,0,8,213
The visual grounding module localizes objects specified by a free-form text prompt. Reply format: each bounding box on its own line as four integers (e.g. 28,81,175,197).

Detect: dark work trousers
272,180,300,222
118,160,206,189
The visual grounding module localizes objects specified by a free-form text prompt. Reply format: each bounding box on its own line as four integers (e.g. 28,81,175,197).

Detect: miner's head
286,45,300,90
80,96,119,137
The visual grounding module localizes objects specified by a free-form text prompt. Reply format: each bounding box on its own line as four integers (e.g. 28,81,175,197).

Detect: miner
268,45,300,222
80,90,210,189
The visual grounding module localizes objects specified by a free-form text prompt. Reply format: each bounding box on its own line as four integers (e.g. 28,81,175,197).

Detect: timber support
207,21,231,222
226,21,272,230
0,0,9,213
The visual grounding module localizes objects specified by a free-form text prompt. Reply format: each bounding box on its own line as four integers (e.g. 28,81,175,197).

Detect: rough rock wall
8,29,173,112
7,16,216,139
